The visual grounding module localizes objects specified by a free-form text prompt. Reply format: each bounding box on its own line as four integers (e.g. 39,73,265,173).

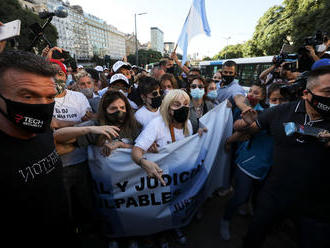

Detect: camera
279,71,309,101
304,30,328,47
273,53,298,67
52,49,71,61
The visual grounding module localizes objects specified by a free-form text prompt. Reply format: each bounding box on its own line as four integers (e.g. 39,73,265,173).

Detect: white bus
199,56,275,87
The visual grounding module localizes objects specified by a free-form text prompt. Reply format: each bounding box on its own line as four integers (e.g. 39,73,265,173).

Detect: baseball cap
109,73,129,86
311,59,330,71
112,61,131,73
94,65,104,72
49,59,67,75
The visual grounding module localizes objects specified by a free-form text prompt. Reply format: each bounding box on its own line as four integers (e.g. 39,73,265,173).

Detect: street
80,192,298,248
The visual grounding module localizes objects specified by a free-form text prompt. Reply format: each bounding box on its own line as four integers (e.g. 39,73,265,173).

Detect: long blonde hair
160,89,191,136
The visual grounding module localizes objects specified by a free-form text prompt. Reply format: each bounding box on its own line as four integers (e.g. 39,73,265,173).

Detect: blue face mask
190,88,205,99
269,103,278,108
207,90,217,100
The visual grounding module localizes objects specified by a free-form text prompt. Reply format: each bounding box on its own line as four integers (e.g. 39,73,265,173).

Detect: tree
0,0,58,53
127,49,162,66
214,0,330,58
245,0,330,56
213,44,245,60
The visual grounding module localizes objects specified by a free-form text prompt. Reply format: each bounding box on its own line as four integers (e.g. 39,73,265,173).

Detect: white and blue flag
177,0,211,65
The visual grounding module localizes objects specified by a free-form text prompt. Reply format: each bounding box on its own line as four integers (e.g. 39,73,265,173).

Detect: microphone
39,6,68,19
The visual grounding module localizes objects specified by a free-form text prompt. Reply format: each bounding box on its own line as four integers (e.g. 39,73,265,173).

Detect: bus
199,56,275,87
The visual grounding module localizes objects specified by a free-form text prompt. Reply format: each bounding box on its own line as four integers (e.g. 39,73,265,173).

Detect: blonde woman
132,89,206,246
132,89,207,185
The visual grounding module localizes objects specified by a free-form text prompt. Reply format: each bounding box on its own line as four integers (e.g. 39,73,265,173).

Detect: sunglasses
190,84,204,89
151,90,162,97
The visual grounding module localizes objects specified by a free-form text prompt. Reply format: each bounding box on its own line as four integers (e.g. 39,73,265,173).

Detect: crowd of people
1,25,330,248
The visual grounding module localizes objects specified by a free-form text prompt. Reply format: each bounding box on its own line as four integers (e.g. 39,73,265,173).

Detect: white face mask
316,44,327,53
269,103,278,108
164,89,170,95
119,89,128,97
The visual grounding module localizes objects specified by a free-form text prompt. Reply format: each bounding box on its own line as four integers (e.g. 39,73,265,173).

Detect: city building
164,42,175,55
150,27,164,54
18,0,127,60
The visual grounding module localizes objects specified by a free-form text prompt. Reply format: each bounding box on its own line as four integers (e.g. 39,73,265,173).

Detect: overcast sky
68,0,283,58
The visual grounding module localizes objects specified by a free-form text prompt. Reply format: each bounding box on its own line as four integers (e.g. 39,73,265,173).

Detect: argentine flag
177,0,211,65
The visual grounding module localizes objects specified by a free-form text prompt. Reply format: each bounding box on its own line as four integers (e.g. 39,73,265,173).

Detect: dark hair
85,68,100,82
97,90,141,144
204,77,216,91
223,60,237,72
0,50,56,85
250,81,268,108
160,73,178,89
267,82,286,98
189,67,201,75
138,76,160,95
159,59,168,67
187,76,206,96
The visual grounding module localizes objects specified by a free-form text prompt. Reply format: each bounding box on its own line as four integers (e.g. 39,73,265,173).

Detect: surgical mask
269,103,278,108
55,79,66,96
316,44,327,53
163,89,170,95
150,96,162,109
190,88,205,99
80,88,94,98
106,110,126,125
119,89,128,97
172,106,189,123
207,90,217,100
0,94,54,133
104,73,109,77
222,75,234,85
307,89,330,119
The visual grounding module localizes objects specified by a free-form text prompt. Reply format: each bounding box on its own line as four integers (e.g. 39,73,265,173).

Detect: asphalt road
79,192,298,248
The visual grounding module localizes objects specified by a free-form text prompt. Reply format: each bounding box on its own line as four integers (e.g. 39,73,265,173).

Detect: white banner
88,101,233,237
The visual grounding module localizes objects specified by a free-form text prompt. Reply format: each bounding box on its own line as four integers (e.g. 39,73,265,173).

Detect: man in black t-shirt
238,65,330,248
0,51,75,247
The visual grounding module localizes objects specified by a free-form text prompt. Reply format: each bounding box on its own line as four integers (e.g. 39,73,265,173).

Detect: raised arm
54,125,120,144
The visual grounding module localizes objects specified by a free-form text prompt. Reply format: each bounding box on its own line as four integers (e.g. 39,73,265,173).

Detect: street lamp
223,36,231,59
135,12,147,66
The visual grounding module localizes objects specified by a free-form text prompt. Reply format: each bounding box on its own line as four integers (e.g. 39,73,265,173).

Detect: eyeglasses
151,90,162,97
190,84,204,89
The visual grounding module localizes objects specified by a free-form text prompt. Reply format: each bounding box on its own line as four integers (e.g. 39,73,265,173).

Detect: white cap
112,61,131,73
109,73,129,86
77,64,84,69
94,65,103,72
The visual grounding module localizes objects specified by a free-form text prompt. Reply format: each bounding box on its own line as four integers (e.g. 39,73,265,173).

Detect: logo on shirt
18,150,59,183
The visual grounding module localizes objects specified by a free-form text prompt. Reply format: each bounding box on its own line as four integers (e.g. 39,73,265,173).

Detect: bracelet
138,156,147,166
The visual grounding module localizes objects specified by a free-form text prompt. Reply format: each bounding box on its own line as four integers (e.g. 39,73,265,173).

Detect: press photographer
239,59,330,248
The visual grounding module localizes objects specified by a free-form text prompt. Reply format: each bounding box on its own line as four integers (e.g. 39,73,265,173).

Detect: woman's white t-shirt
135,106,160,129
134,116,193,151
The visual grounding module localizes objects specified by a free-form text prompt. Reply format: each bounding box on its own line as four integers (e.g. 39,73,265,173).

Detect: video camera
273,53,298,67
279,71,310,101
304,30,328,48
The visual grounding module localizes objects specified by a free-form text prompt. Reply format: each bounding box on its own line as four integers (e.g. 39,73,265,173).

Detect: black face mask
167,66,175,74
106,111,126,125
307,89,330,119
0,94,54,133
221,75,235,85
150,96,162,109
172,106,189,123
